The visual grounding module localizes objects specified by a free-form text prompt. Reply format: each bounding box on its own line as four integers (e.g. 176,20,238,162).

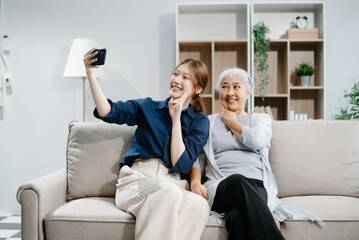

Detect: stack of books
254,106,274,120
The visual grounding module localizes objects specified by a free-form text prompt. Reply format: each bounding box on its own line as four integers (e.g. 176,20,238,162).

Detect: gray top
193,113,323,227
213,114,263,180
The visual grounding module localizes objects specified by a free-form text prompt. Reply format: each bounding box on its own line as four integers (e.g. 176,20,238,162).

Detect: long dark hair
173,58,208,113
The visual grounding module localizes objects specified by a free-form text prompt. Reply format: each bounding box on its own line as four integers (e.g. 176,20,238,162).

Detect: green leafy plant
295,63,315,76
253,22,271,100
333,78,359,119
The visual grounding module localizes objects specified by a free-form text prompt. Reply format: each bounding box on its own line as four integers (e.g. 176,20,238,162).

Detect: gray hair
216,68,252,92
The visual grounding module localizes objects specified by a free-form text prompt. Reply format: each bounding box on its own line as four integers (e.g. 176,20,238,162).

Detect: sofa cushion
45,197,228,240
270,120,359,198
45,197,134,222
66,121,136,200
279,195,359,240
45,197,135,240
281,195,359,220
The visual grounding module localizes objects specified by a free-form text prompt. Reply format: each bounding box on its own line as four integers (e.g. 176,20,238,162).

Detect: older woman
190,68,322,240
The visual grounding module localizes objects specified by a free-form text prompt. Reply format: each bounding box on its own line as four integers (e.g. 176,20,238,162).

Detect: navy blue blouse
94,97,209,175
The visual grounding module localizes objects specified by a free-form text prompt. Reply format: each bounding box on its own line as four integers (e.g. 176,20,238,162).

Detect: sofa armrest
16,169,67,240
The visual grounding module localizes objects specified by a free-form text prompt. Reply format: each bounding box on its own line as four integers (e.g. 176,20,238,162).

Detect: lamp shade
63,38,104,79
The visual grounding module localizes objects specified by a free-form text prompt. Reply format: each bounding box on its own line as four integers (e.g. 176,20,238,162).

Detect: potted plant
295,63,315,87
253,22,271,100
333,77,359,119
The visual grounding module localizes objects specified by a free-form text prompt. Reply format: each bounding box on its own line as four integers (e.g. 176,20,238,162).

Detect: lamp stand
82,77,86,122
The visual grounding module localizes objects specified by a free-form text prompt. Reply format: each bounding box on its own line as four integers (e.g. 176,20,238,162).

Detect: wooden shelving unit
177,3,250,115
252,3,325,120
177,3,325,119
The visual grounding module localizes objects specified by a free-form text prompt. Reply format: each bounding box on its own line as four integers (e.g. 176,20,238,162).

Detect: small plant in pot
295,63,315,87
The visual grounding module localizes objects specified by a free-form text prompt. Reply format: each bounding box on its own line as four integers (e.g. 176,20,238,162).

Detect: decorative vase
301,75,310,87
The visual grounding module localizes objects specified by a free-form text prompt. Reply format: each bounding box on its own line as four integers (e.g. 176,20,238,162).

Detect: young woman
190,68,323,240
83,48,210,240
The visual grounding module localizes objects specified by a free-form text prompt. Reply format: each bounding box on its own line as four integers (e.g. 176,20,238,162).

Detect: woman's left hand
169,91,191,120
191,182,209,200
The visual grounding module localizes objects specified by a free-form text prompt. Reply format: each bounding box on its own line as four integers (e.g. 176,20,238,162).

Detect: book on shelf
254,106,265,113
254,105,274,120
259,106,266,114
265,106,274,120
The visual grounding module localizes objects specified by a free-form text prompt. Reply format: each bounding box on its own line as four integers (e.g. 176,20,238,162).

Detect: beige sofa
17,120,359,240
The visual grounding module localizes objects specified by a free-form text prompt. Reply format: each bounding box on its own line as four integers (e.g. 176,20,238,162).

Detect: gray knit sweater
193,113,323,226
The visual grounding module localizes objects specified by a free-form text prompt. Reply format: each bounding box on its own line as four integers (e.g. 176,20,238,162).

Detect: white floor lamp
63,38,104,121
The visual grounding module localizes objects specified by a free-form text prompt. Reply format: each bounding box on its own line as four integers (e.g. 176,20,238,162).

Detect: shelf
290,89,324,119
213,41,249,114
255,97,288,120
179,42,212,95
214,40,248,44
214,41,248,83
253,3,324,13
253,3,324,39
289,41,324,87
269,39,324,43
290,86,324,90
253,2,324,120
179,41,211,45
254,41,287,96
286,39,324,42
255,94,288,98
178,3,248,41
179,40,248,43
269,39,289,43
177,3,325,119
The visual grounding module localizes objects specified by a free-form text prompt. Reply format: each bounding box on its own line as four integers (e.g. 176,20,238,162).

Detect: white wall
0,0,358,214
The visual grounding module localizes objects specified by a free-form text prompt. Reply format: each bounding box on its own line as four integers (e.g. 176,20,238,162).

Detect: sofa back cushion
270,120,359,198
66,121,136,200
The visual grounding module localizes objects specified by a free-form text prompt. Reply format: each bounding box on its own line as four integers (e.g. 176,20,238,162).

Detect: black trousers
212,174,285,240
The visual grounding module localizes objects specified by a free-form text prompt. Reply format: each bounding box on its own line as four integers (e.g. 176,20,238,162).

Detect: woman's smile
171,83,183,91
226,98,237,104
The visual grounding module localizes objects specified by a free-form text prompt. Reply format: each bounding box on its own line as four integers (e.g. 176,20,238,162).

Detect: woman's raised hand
82,47,111,117
83,47,100,71
169,91,191,120
220,98,236,125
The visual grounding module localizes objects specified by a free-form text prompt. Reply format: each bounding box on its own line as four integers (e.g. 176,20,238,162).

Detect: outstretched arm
83,47,111,117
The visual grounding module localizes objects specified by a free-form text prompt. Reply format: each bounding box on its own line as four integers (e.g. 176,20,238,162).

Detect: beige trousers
115,158,209,240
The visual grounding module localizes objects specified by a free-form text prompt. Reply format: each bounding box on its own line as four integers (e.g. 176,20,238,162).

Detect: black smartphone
91,48,107,66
